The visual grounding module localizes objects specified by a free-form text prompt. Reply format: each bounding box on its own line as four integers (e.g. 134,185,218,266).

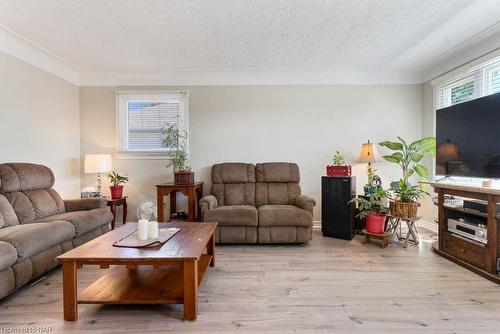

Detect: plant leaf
379,141,403,151
410,137,436,157
383,152,403,164
411,153,423,163
414,164,429,178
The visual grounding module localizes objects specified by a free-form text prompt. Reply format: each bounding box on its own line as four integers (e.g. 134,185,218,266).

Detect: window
435,54,500,109
116,91,188,157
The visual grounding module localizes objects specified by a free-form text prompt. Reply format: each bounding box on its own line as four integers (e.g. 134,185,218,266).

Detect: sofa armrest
199,195,218,220
295,194,316,214
64,198,108,212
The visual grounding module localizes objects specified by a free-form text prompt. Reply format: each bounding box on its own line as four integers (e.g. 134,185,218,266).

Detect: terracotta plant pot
174,171,194,185
390,200,418,218
366,214,386,234
110,185,124,199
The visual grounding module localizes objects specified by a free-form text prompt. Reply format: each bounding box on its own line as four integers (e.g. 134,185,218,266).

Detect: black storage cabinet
321,176,356,240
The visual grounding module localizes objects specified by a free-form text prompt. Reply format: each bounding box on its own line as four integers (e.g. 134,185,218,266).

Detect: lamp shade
358,140,380,163
84,154,112,174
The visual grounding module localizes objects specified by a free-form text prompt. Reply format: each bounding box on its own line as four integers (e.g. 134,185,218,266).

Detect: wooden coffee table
56,222,217,321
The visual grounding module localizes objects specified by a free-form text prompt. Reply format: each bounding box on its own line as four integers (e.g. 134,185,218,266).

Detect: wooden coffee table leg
62,261,78,321
183,260,198,320
207,232,215,267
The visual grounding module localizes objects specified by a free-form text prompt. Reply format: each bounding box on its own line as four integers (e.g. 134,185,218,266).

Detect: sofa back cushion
255,162,301,206
0,194,19,227
211,163,256,206
0,163,65,224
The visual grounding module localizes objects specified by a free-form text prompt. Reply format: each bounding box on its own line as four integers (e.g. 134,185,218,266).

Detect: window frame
115,90,189,160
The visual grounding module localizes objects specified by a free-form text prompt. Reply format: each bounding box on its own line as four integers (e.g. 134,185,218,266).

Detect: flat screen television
436,92,500,178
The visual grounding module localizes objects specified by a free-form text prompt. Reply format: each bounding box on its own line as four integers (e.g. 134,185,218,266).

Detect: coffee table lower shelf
78,254,212,305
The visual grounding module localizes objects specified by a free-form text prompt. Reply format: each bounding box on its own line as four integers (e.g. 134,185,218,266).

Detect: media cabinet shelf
427,181,500,284
442,205,500,219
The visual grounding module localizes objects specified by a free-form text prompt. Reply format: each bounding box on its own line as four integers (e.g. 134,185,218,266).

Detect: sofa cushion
0,163,55,193
211,163,256,206
212,163,255,184
256,183,301,207
34,207,112,237
258,205,312,227
0,241,17,271
256,163,300,183
0,221,75,261
205,205,258,227
0,195,19,227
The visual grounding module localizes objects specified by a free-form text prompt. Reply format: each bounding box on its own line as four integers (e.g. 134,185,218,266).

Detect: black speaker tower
321,176,356,240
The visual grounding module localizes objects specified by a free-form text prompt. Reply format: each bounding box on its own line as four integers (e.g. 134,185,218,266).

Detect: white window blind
436,55,500,109
116,91,188,154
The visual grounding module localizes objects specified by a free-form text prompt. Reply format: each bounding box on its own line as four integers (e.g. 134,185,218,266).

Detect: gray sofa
200,162,316,244
0,163,112,299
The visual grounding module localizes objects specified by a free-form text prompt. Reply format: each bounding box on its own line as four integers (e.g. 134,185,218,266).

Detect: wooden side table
107,197,128,230
156,182,204,222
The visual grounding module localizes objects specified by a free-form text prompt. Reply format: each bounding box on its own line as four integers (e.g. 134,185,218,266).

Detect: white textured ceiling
0,0,500,84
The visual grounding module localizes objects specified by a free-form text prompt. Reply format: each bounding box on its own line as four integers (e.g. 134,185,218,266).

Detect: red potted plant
107,171,129,199
327,151,352,176
350,188,389,234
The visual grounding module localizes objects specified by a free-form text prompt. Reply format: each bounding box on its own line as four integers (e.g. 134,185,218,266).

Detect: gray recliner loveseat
200,162,316,244
0,163,113,299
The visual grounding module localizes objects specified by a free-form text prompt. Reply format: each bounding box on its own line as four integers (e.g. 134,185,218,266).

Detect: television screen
436,92,500,178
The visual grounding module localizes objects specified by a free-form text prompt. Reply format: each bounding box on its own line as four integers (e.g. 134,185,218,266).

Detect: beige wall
80,85,424,222
0,51,80,197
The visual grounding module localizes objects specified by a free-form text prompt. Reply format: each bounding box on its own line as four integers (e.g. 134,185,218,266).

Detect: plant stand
386,215,421,248
362,229,390,248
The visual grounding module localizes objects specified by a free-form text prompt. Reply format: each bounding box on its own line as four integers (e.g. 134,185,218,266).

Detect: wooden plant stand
362,229,390,248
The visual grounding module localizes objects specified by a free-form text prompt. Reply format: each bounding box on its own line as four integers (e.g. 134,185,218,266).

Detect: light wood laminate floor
1,230,499,333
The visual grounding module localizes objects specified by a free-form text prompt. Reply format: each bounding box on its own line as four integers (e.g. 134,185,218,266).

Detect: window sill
115,152,168,160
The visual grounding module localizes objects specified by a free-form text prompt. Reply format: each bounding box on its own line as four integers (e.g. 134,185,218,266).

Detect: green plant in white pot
379,136,436,218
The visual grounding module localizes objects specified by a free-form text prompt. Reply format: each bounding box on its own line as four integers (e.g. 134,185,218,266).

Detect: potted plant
327,151,352,176
162,122,194,184
389,179,429,218
350,188,389,234
363,164,382,195
379,136,435,218
107,171,129,199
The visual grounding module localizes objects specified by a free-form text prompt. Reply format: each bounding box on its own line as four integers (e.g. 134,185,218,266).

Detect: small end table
107,197,128,230
156,182,204,222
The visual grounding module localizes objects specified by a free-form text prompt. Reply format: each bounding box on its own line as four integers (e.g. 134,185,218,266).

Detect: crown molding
0,25,80,85
78,68,422,86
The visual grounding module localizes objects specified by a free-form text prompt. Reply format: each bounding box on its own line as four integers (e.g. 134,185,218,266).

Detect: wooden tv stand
427,182,500,284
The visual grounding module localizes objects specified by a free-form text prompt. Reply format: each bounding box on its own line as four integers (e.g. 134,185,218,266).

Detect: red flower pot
110,185,124,199
365,214,386,234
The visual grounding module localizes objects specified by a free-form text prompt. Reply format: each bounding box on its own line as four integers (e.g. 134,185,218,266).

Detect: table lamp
358,140,380,166
84,154,112,195
358,140,381,194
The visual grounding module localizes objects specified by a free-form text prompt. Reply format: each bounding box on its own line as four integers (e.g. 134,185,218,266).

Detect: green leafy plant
392,179,429,202
332,151,346,165
350,188,389,219
107,171,129,186
379,136,436,183
162,122,190,172
364,164,382,195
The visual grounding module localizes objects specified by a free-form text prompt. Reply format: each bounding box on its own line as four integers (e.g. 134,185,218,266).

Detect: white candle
148,221,159,239
137,219,149,240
